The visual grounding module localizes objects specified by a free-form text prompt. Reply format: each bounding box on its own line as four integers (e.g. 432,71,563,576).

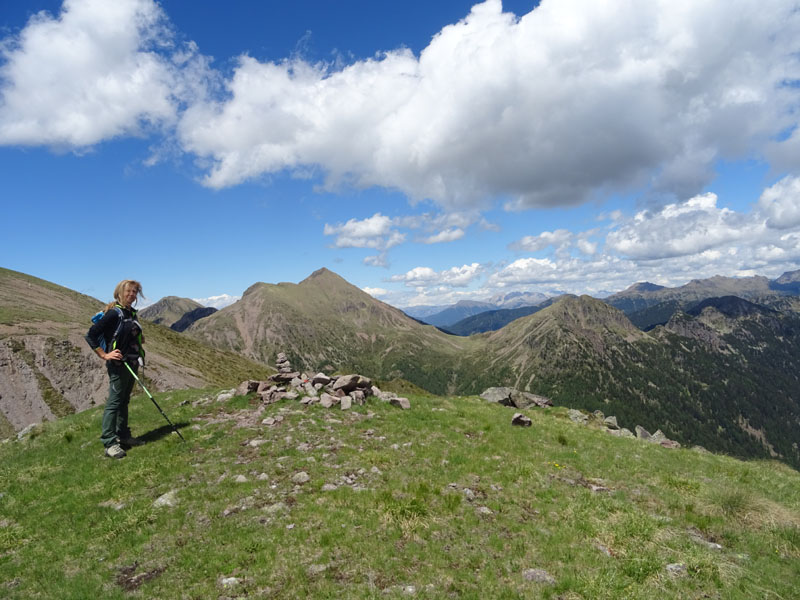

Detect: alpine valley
1,265,799,468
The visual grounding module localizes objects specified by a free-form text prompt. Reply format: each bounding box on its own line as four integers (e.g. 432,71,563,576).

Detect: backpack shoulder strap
110,305,126,350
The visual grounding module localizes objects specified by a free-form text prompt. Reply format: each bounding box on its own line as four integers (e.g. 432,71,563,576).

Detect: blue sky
1,0,799,309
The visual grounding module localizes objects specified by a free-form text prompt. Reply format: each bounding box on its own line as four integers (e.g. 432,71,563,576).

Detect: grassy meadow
1,385,798,599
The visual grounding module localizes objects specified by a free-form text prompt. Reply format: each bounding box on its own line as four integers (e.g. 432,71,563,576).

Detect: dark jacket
85,306,143,372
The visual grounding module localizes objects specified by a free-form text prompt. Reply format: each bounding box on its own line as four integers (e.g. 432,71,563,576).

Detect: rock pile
566,408,681,449
234,352,411,411
480,387,553,409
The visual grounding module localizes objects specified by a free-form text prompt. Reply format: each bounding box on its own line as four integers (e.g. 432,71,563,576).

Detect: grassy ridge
1,387,798,599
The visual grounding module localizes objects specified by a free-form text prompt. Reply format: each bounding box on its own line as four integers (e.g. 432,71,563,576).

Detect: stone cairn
234,352,411,411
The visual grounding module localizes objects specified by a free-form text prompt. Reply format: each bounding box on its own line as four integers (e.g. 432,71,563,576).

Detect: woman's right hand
103,349,123,362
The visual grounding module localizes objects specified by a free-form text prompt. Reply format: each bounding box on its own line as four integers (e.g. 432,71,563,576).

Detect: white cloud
323,213,405,250
606,193,754,260
362,286,388,297
0,0,191,147
175,0,800,210
483,187,800,298
324,210,481,261
192,293,240,309
391,263,483,288
758,175,800,230
423,228,465,244
510,229,573,252
6,0,796,214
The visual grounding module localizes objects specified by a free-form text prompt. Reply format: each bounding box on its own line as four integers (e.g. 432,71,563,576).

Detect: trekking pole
124,362,185,442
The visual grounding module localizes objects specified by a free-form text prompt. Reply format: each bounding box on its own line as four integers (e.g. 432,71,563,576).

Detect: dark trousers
101,365,136,447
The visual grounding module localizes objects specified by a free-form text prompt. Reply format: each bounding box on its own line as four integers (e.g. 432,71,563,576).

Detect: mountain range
1,265,799,468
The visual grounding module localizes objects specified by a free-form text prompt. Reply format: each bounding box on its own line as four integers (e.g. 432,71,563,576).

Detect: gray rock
312,373,331,386
650,429,667,443
511,413,532,427
350,390,366,405
522,568,556,585
619,427,635,438
390,397,411,410
235,380,260,396
603,416,619,429
332,374,360,393
666,563,687,577
635,425,651,440
480,387,552,408
480,386,515,406
568,409,588,425
319,393,337,408
303,382,317,397
153,490,178,508
340,396,352,410
220,576,241,588
292,472,310,484
16,424,36,440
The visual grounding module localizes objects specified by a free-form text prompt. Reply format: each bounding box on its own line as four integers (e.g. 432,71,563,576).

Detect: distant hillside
421,300,497,328
444,297,557,336
0,268,270,437
469,294,800,467
488,289,550,308
185,268,477,394
605,271,800,324
140,296,217,331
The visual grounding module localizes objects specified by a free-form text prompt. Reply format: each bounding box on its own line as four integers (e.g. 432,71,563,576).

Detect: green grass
0,389,798,598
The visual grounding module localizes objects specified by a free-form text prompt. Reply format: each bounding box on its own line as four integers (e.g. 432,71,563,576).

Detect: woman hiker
85,279,146,459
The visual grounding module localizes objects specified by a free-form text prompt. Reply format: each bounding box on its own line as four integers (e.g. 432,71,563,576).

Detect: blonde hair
105,280,144,310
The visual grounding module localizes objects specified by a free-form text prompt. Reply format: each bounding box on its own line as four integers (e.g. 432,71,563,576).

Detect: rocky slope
140,296,217,331
186,268,475,393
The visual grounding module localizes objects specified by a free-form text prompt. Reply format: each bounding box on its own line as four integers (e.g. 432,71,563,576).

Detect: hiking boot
118,436,144,449
105,443,126,459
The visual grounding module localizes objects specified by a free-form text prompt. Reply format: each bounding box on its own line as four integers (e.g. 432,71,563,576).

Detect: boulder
568,409,588,425
332,374,360,394
480,387,552,408
635,425,651,440
480,387,516,406
319,393,338,408
350,390,366,405
511,413,532,427
603,416,619,429
390,397,411,410
235,380,260,396
340,396,352,410
312,373,331,386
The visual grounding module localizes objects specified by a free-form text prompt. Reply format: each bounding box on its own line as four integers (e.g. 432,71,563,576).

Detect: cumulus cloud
510,229,573,252
487,188,800,298
758,175,800,229
323,213,405,251
192,293,241,309
175,0,800,210
0,0,192,147
391,263,483,288
606,193,754,260
362,286,388,298
423,228,465,244
324,210,480,264
5,0,798,213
